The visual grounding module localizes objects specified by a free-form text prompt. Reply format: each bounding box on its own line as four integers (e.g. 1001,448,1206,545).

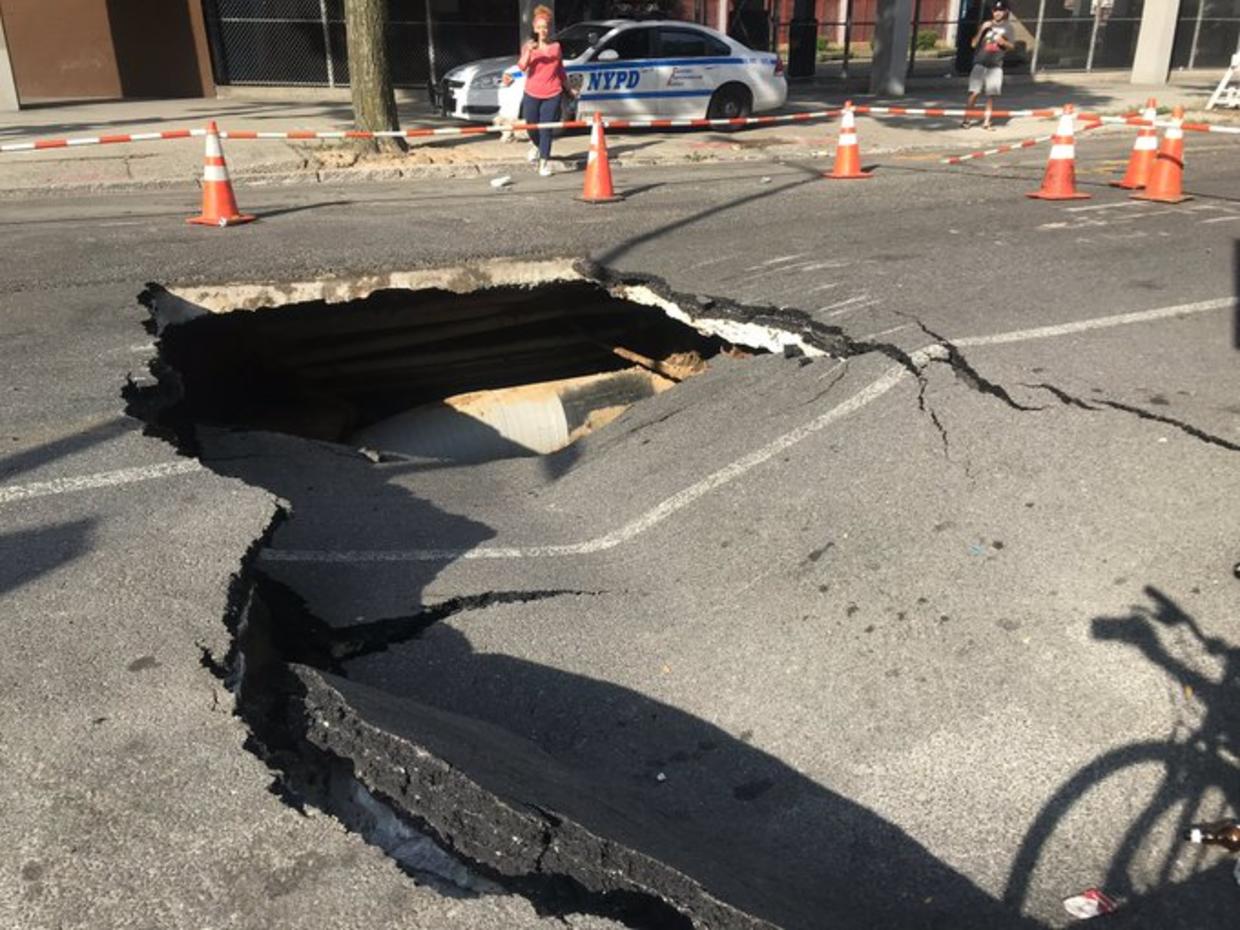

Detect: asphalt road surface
2,133,1238,930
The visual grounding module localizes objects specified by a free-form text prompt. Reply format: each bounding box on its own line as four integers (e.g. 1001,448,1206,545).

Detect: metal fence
1172,0,1240,70
203,0,518,88
767,0,1239,79
204,0,1240,88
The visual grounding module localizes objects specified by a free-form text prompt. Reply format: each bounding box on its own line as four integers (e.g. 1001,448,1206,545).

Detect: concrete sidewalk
0,74,1223,196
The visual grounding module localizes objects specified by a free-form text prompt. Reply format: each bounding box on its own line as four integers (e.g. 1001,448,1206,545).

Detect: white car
439,20,786,124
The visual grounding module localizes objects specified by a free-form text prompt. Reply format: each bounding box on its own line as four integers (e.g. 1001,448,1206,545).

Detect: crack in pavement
250,575,603,675
897,314,1044,413
1026,382,1240,452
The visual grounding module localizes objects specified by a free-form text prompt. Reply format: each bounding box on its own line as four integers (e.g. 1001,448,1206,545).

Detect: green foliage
915,29,939,51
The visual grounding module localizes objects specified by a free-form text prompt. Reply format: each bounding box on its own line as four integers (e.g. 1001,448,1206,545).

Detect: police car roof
572,19,724,30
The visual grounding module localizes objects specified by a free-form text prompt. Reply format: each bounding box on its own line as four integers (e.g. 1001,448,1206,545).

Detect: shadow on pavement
329,617,1042,930
0,519,97,597
596,167,822,266
1004,586,1238,922
0,416,135,483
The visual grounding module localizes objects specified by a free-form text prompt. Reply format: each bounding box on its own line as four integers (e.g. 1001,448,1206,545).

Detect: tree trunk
345,0,406,153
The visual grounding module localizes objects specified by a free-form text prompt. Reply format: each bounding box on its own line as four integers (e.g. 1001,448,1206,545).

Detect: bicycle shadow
1005,586,1239,919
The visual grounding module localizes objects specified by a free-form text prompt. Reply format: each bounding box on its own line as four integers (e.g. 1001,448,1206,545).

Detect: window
598,27,655,60
555,23,609,59
657,28,730,58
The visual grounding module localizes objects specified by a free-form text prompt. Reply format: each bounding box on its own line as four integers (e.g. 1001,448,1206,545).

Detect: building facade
0,0,214,103
1,1,1236,106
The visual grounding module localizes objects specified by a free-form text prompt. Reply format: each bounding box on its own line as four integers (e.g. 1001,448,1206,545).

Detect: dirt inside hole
143,275,759,464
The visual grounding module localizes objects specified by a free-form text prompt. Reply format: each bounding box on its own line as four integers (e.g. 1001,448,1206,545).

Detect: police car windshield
553,23,608,59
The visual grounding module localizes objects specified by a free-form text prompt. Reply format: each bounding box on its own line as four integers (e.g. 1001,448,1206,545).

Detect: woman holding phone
503,5,576,176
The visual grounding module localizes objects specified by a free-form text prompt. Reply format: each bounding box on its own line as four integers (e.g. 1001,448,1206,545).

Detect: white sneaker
538,159,553,177
526,144,539,163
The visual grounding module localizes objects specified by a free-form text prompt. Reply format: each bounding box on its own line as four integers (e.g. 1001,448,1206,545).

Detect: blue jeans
522,93,561,161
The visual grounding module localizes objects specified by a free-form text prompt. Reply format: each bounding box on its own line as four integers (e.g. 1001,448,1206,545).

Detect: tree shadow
0,416,135,483
305,616,1044,930
596,167,823,266
253,200,354,220
1004,586,1239,918
0,519,97,597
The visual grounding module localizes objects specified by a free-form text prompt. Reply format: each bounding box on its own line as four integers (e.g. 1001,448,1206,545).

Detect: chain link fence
203,0,518,88
765,0,1237,79
203,0,1240,89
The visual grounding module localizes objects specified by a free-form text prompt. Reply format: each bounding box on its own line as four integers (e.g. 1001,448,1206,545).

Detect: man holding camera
963,2,1015,130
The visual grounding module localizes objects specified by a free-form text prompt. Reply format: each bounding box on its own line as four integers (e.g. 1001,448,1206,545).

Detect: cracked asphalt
2,133,1238,929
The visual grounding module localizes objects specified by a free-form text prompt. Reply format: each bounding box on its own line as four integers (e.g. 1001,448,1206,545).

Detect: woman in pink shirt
505,5,576,176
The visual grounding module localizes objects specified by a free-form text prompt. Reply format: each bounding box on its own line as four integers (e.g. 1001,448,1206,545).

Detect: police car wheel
708,84,753,124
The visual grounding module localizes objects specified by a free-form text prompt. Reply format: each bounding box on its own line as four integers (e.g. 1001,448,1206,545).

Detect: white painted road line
953,296,1236,348
0,459,202,505
264,296,1236,564
260,348,943,564
1,295,1232,535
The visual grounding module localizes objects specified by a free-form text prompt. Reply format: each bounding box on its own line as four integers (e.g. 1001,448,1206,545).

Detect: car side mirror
596,49,620,62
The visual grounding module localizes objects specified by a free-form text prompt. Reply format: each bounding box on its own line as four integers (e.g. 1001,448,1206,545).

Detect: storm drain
141,258,824,464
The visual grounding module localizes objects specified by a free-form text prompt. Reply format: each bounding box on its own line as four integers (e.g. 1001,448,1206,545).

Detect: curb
0,123,1143,198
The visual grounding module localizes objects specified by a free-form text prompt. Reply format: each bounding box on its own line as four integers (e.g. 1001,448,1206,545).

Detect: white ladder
1207,50,1240,109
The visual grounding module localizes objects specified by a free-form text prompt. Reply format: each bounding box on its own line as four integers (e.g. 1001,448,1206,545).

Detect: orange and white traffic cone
577,111,622,204
1110,98,1158,190
1027,105,1090,201
187,121,255,227
1131,105,1192,204
825,101,872,180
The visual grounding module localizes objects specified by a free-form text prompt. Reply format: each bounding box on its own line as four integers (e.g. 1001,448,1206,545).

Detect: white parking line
264,295,1236,564
0,459,201,505
859,323,914,340
1,295,1232,548
953,296,1235,348
261,348,942,564
817,294,877,317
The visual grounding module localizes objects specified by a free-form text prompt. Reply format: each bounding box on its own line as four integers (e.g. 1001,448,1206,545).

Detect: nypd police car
439,20,786,123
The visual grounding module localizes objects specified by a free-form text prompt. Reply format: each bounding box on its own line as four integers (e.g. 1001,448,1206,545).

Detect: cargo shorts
968,63,1003,96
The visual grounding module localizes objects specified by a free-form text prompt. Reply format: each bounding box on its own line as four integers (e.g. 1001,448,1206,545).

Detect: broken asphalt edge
124,259,1236,930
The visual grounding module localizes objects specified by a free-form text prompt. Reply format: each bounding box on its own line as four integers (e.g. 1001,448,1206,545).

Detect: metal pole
908,0,923,78
1030,0,1046,73
425,0,439,90
842,0,854,79
1189,0,1206,69
1085,0,1101,72
319,0,335,87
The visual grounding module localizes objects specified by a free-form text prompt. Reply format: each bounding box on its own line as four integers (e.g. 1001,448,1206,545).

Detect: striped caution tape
856,105,1062,120
0,128,205,153
0,109,844,152
942,133,1057,165
5,105,1235,155
221,108,846,140
1074,112,1240,135
941,118,1104,164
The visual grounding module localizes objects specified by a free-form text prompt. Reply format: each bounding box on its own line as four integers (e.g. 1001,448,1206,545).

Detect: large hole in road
139,258,824,465
129,259,838,930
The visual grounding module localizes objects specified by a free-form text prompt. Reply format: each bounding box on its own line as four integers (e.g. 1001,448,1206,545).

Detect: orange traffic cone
825,101,872,180
187,121,255,227
1110,98,1158,190
1027,105,1090,200
1132,105,1191,204
577,112,622,204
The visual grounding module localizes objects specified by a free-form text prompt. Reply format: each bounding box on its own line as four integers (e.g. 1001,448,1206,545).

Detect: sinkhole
129,258,835,929
140,259,822,464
